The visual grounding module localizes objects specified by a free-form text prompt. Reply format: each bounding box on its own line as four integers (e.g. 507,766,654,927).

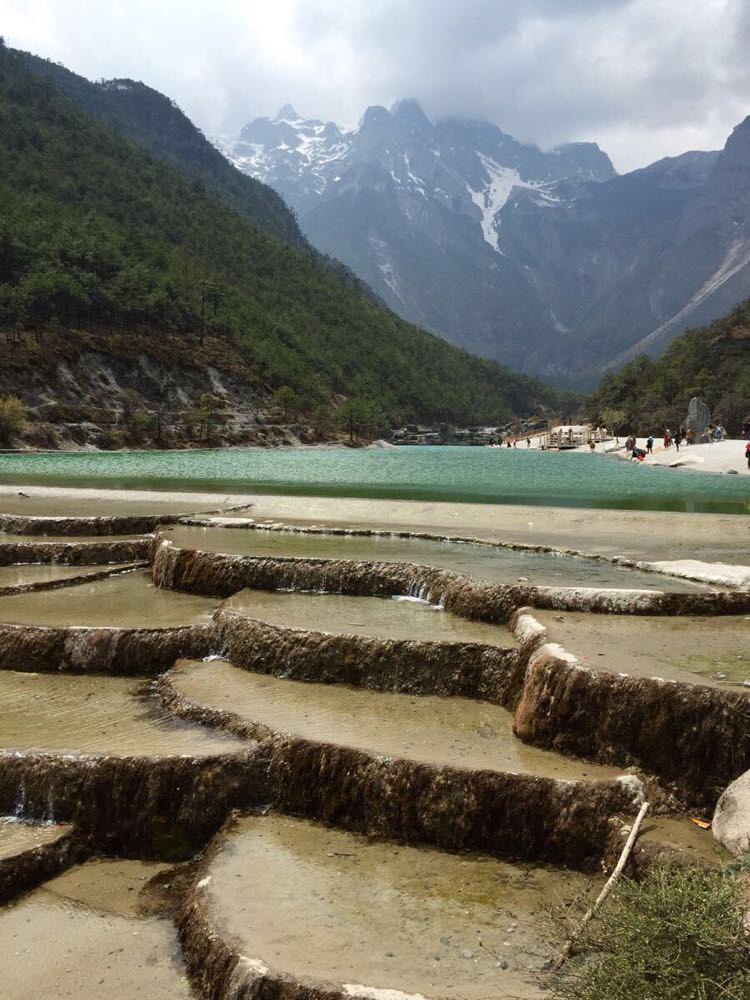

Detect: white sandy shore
1,484,749,567
524,429,749,476
603,438,749,475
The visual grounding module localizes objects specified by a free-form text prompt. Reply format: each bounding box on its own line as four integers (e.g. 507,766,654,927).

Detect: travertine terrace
0,490,747,998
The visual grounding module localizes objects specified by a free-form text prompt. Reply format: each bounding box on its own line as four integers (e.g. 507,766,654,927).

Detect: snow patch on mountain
370,236,406,304
213,117,351,208
468,154,558,253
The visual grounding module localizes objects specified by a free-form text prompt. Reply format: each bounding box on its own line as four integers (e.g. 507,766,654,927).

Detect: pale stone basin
196,813,602,1000
0,565,130,588
0,571,218,628
534,608,750,689
0,818,72,861
164,524,706,592
0,671,243,758
170,658,622,782
0,858,194,999
223,588,514,646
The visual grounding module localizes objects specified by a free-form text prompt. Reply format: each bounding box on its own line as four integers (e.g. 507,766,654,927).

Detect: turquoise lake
0,446,748,514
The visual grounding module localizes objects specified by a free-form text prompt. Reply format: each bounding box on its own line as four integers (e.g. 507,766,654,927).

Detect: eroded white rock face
713,770,750,856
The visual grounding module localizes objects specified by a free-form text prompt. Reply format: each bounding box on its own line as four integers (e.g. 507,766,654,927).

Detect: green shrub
0,394,27,442
553,862,750,1000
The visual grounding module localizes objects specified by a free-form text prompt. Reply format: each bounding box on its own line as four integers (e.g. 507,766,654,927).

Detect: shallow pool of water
535,610,750,689
0,565,126,588
223,589,515,646
0,571,217,628
0,672,243,758
0,858,194,999
202,813,599,999
166,524,704,592
1,447,748,513
640,817,729,866
0,818,72,861
172,659,620,782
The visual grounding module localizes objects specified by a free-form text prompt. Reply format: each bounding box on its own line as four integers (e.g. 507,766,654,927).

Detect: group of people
622,422,750,468
702,423,726,443
624,427,687,460
660,427,685,450
668,423,727,445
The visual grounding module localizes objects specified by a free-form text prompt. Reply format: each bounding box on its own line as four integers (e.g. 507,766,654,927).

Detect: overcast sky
2,0,749,172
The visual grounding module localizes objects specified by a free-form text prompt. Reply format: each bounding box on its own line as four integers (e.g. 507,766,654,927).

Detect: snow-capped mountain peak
274,103,300,122
216,100,611,239
214,101,677,381
213,102,750,386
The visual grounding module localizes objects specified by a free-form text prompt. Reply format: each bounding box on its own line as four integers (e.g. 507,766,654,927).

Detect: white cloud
1,0,748,171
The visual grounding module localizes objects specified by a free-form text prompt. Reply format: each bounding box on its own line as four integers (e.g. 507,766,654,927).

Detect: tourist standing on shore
674,428,682,451
646,435,654,454
626,434,641,460
664,428,672,449
746,441,750,470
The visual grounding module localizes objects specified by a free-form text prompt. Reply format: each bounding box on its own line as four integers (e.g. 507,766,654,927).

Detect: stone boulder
686,396,711,436
713,770,750,855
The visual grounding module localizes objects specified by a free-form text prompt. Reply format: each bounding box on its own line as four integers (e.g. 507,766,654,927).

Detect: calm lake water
0,446,748,514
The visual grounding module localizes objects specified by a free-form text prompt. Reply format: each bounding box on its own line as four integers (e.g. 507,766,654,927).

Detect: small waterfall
13,774,26,819
44,782,55,824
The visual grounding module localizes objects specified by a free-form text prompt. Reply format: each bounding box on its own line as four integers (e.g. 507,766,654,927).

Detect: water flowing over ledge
147,541,750,805
151,537,750,621
157,665,633,869
0,622,216,674
0,750,261,858
214,609,522,702
0,502,744,984
0,538,151,565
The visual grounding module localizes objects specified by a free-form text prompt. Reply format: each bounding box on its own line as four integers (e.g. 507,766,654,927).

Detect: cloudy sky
2,0,749,171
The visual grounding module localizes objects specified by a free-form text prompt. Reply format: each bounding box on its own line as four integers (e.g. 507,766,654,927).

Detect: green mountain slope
15,49,303,246
0,40,567,427
586,300,750,433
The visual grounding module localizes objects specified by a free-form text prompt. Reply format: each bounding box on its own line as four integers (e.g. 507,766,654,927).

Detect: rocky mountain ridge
217,101,750,386
222,99,614,220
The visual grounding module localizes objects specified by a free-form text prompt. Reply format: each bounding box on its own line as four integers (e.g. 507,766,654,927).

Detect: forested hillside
15,50,303,246
0,40,567,435
586,300,750,433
